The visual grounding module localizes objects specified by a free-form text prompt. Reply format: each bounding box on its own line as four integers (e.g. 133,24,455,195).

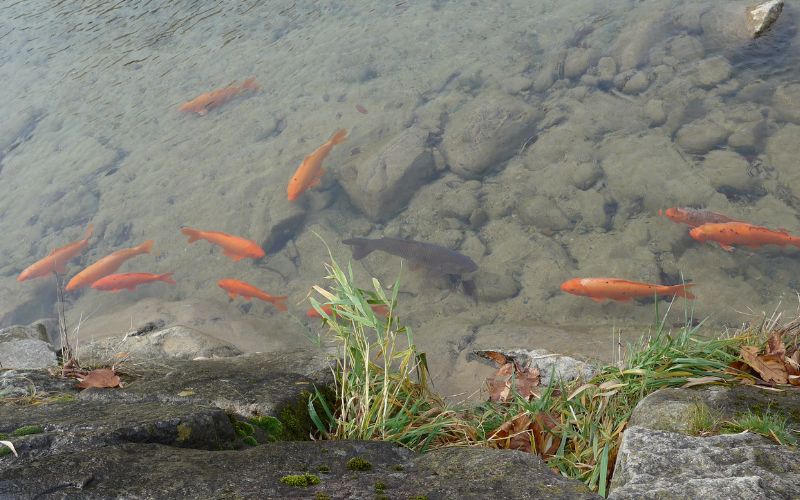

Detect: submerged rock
773,82,800,124
336,126,437,221
442,91,543,179
746,0,784,38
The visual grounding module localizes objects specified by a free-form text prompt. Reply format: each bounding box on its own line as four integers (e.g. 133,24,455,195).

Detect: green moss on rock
346,456,372,471
314,493,331,500
175,423,192,443
234,420,255,437
250,415,283,441
242,436,258,446
317,464,330,473
280,473,321,487
12,425,43,437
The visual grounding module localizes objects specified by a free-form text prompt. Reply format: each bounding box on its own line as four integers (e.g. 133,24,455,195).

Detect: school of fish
17,76,800,320
560,207,800,302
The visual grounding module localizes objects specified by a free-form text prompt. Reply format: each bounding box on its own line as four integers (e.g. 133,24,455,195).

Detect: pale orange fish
560,277,695,302
17,225,93,281
217,278,287,311
65,240,154,292
287,128,348,201
306,303,389,318
91,272,176,292
659,207,738,228
689,222,800,252
178,77,260,116
181,227,265,261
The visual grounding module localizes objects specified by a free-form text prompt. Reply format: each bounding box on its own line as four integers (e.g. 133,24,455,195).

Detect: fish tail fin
138,240,154,254
329,128,348,145
342,238,373,260
671,283,696,300
272,296,289,312
181,227,202,243
159,272,176,285
241,77,260,91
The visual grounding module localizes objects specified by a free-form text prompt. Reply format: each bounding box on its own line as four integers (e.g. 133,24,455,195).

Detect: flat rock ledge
1,349,598,499
609,385,800,499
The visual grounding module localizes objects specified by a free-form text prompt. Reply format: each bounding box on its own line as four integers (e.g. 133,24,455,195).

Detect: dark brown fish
342,237,477,275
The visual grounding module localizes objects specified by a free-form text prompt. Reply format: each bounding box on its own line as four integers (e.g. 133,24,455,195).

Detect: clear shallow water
1,0,799,397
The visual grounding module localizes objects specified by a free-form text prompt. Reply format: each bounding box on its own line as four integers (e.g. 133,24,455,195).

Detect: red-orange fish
287,128,348,201
17,224,93,281
66,240,154,292
181,227,265,261
560,278,695,302
179,77,260,116
91,272,176,292
306,303,389,318
689,222,800,252
659,207,737,228
217,278,287,311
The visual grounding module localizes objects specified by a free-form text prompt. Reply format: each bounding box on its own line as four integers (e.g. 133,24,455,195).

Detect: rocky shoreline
2,321,799,499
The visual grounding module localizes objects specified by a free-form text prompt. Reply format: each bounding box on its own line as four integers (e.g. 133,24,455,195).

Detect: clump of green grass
307,251,473,451
722,410,798,446
687,401,723,436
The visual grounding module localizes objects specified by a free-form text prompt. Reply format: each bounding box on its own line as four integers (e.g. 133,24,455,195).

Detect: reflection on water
1,0,799,396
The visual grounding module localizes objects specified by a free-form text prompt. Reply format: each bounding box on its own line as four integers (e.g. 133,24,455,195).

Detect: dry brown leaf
682,376,725,388
767,330,786,358
490,413,533,453
485,363,541,402
789,375,800,386
76,368,121,390
481,350,510,367
740,346,788,384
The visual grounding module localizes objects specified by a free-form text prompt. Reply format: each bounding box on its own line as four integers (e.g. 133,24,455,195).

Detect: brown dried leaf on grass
485,362,541,402
740,346,788,384
76,368,121,390
489,412,560,458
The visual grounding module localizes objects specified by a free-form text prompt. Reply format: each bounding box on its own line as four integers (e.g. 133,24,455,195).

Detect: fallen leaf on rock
177,390,195,397
485,362,541,402
479,350,510,366
489,412,559,458
76,368,121,389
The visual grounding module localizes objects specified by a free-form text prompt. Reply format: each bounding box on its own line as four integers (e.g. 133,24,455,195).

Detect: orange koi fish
217,278,288,311
287,128,348,201
65,240,154,292
17,225,93,281
659,207,737,228
306,303,390,318
181,227,265,261
179,77,260,116
689,222,800,251
91,272,176,292
560,278,695,302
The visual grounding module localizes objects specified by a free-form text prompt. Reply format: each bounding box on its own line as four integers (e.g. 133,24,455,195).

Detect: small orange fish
659,207,737,228
287,128,348,201
689,222,800,252
179,77,260,116
560,278,695,302
217,278,287,311
17,224,93,281
181,227,265,261
306,303,390,318
91,272,176,292
66,240,154,292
